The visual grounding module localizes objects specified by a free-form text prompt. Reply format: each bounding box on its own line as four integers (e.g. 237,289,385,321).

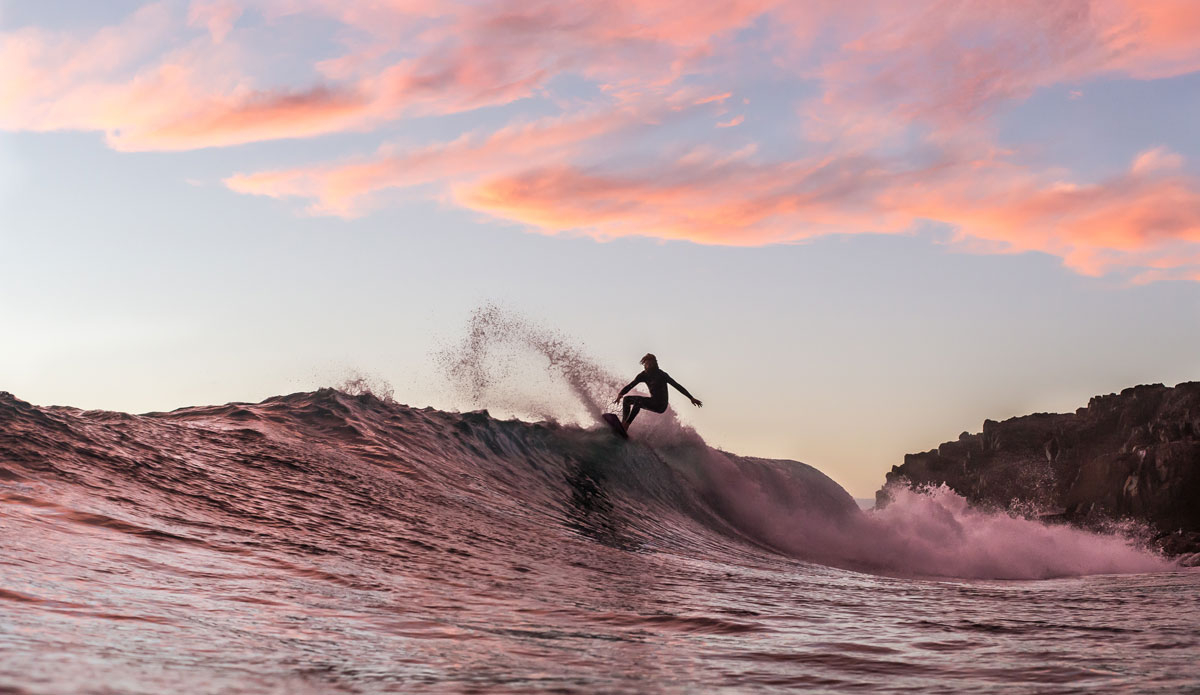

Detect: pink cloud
187,0,242,43
1130,146,1185,175
454,149,915,245
905,149,1200,277
0,6,366,151
453,145,1200,279
783,0,1200,146
1,3,172,114
224,106,652,216
797,2,1105,134
2,32,373,152
1,0,768,150
120,84,372,151
5,0,1199,152
5,1,1200,282
1094,0,1200,79
5,1,1196,151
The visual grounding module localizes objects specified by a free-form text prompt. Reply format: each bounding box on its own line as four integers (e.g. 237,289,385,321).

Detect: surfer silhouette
611,353,702,432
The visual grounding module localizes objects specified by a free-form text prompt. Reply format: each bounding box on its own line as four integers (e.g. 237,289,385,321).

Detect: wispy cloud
224,106,656,216
4,0,1199,280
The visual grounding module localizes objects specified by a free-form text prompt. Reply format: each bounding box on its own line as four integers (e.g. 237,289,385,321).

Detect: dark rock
876,382,1200,558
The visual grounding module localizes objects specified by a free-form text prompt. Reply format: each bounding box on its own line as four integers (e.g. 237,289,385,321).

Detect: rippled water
1,389,1196,694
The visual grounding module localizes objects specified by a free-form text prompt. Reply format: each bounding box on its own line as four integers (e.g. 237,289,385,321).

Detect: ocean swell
0,380,1173,582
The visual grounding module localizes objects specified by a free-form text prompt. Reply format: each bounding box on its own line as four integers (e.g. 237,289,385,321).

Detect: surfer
611,353,702,431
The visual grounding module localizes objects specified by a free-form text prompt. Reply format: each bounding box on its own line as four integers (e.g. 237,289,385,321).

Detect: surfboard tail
601,413,628,439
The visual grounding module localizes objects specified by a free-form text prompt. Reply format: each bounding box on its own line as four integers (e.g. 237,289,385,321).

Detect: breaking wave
0,310,1173,581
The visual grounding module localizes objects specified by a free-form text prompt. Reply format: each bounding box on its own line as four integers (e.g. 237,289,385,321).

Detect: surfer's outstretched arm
612,373,645,404
667,376,702,407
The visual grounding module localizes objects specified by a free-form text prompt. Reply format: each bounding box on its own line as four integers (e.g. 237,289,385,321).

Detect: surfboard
601,413,628,439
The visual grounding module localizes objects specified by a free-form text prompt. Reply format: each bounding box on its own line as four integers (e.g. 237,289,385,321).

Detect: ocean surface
1,384,1196,694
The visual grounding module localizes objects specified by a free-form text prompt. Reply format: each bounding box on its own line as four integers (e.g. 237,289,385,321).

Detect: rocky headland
876,382,1200,564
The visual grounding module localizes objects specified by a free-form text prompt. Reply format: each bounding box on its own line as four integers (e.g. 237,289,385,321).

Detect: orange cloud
454,146,1200,279
455,149,914,245
788,0,1200,141
125,85,372,151
6,1,1200,282
1,0,769,150
0,6,376,151
901,151,1200,278
3,51,373,152
224,107,651,216
1095,0,1200,79
1,4,172,114
4,0,1199,153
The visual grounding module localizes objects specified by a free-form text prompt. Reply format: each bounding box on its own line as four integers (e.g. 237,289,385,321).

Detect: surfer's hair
640,353,658,369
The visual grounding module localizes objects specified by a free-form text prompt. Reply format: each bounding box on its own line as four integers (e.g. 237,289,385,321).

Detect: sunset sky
3,0,1200,496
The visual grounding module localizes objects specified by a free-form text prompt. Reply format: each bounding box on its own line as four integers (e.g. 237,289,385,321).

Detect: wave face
0,387,860,576
1,386,1196,693
0,385,1172,582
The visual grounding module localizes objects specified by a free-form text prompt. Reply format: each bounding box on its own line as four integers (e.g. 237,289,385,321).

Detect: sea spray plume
335,370,395,402
437,305,702,445
645,444,1175,578
853,484,1176,578
674,461,1175,578
437,304,622,422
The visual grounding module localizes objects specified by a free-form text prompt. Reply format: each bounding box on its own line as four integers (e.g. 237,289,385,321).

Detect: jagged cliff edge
877,382,1200,562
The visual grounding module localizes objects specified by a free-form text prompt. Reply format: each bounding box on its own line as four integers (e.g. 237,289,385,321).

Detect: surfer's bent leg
622,396,646,426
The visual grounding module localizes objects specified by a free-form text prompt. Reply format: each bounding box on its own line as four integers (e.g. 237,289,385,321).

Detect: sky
2,0,1200,497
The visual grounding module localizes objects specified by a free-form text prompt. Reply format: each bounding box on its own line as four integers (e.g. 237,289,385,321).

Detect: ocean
1,386,1196,694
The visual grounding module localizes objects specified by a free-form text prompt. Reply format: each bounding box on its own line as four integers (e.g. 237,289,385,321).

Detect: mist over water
0,308,1194,693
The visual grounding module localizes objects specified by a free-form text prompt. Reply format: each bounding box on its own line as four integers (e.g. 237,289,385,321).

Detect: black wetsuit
617,368,695,425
